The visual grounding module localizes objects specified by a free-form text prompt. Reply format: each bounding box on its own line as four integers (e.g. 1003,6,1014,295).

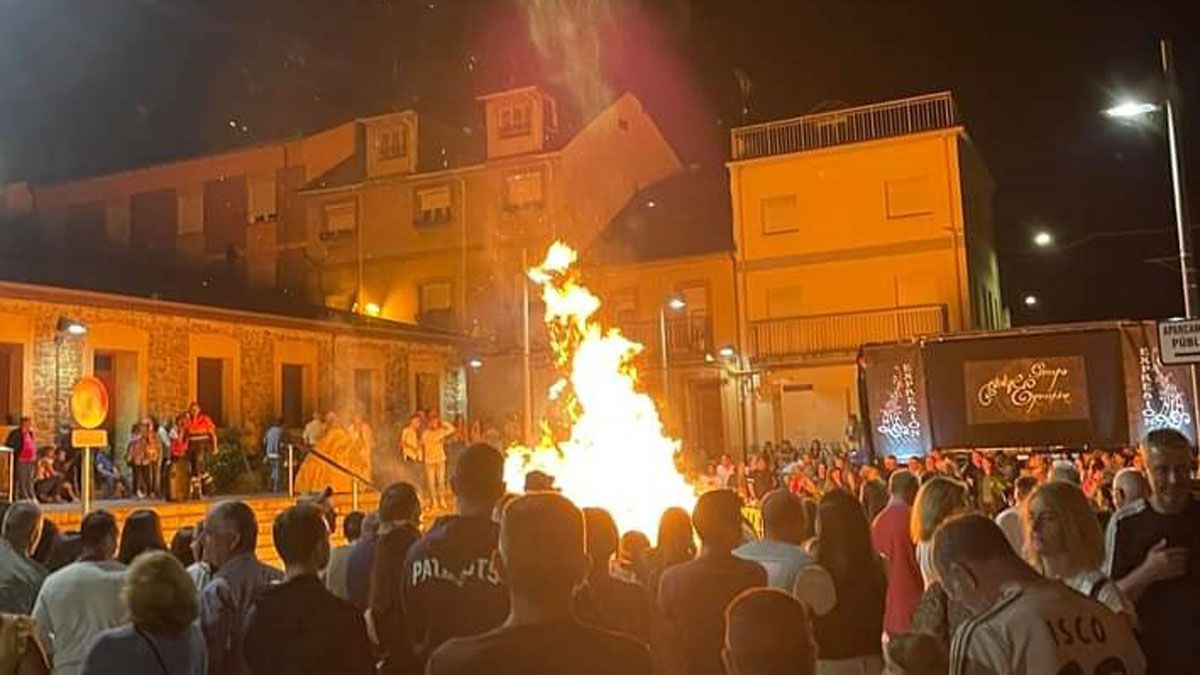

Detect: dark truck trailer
857,320,1196,458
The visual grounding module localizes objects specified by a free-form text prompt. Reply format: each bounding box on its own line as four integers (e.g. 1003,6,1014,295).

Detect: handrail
731,92,957,160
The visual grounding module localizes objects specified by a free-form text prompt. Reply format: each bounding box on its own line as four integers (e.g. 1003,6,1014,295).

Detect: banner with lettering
862,342,933,459
1121,322,1197,445
924,329,1128,449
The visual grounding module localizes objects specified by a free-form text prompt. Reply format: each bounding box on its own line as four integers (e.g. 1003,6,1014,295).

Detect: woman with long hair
1023,481,1133,618
647,507,696,592
117,509,167,566
81,550,205,674
793,488,886,674
910,477,967,588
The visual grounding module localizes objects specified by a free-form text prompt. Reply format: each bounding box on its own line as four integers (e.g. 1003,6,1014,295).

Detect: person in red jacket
870,468,923,638
184,402,217,495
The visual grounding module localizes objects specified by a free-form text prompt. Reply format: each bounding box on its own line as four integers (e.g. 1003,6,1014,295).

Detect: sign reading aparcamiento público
1157,319,1200,365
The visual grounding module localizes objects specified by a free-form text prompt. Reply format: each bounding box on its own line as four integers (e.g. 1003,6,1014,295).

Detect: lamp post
658,295,687,426
1103,38,1195,316
1105,38,1200,433
716,345,758,493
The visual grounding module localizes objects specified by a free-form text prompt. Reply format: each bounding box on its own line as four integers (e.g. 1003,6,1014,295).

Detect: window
611,290,637,323
420,281,453,314
379,127,407,160
415,186,452,226
761,195,799,235
498,103,532,138
885,176,934,219
503,169,544,210
322,201,356,238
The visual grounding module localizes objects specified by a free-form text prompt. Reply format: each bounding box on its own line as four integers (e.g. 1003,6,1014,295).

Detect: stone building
0,276,458,464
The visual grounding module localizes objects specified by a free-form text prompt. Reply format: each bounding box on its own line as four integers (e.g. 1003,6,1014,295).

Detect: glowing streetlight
667,295,687,311
1023,294,1039,308
1103,100,1160,119
467,357,484,370
363,302,382,317
1032,231,1054,248
717,345,737,359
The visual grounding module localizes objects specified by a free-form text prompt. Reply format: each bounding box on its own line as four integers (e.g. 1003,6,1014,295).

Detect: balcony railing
751,304,947,360
731,92,957,161
619,315,713,359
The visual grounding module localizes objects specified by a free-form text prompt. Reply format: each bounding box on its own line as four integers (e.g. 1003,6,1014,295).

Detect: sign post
70,376,110,515
1149,321,1200,446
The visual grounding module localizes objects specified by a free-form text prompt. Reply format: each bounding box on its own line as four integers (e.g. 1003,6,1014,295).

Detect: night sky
0,0,1196,325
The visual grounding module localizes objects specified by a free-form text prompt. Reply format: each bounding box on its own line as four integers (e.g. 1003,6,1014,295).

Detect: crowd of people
0,427,1197,674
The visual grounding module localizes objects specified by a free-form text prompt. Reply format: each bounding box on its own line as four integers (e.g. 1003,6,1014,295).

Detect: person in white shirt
302,411,327,448
400,414,423,463
422,411,456,509
994,475,1039,555
32,510,127,675
1023,480,1134,618
934,514,1145,675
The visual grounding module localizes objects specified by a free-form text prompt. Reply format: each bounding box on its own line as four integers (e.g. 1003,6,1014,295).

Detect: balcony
750,304,947,360
731,92,957,161
619,315,713,360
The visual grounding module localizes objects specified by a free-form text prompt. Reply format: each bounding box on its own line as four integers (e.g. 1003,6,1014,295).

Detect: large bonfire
504,242,698,539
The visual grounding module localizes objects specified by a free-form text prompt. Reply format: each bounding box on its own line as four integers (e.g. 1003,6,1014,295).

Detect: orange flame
505,242,697,541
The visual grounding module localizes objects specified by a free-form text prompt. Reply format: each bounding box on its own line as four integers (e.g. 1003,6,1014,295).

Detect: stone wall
0,289,457,463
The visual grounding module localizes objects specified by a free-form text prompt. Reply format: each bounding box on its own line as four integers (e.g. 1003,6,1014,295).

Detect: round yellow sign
70,376,110,430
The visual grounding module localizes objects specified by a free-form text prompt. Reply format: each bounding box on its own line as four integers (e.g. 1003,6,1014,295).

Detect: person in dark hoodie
367,482,423,674
243,502,374,675
402,442,509,670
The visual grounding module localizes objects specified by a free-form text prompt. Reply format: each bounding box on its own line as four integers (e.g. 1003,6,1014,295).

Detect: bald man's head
1112,468,1150,510
759,490,807,545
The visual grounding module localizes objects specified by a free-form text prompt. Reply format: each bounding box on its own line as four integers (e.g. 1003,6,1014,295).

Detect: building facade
0,280,456,466
6,86,682,435
726,92,1005,452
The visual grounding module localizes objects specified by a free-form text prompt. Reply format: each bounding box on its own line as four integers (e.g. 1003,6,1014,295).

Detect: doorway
353,368,374,420
0,343,24,424
688,379,726,462
94,351,140,455
281,364,304,428
196,357,225,425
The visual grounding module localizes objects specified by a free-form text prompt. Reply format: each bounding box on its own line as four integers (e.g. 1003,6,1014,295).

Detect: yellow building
727,92,1005,452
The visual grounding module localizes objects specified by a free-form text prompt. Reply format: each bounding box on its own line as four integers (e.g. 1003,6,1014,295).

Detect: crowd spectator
7,418,37,501
733,490,811,592
934,514,1144,673
794,489,885,674
346,511,380,612
324,510,363,601
81,550,206,675
34,448,76,503
1111,467,1149,511
32,510,126,675
427,493,653,675
367,483,422,674
1023,481,1132,617
0,612,50,675
883,632,946,675
0,502,45,615
243,503,374,675
657,489,766,675
860,478,889,523
402,443,508,669
117,509,166,565
994,475,1038,554
722,588,816,675
871,469,922,638
185,521,212,591
614,530,652,586
198,500,282,675
1106,428,1200,673
646,507,696,593
170,526,197,568
911,477,967,588
574,507,651,643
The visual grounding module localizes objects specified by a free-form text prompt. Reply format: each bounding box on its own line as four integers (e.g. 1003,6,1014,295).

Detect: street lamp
1032,230,1054,248
1103,39,1194,317
717,345,737,359
1023,294,1039,308
658,294,687,426
466,356,484,370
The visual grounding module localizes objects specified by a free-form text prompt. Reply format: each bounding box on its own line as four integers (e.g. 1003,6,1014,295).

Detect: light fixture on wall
467,357,484,370
363,303,382,317
54,316,88,427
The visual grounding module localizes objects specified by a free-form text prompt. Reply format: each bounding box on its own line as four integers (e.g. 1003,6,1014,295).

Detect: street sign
1157,319,1200,364
70,376,109,429
71,428,108,448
